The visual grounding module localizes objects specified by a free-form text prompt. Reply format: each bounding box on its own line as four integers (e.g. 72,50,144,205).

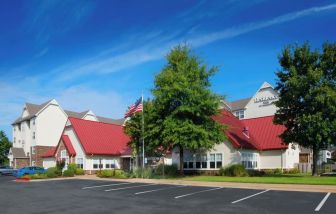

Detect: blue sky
0,0,336,139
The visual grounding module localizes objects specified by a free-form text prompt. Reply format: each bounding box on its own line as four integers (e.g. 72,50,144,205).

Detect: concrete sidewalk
76,175,336,193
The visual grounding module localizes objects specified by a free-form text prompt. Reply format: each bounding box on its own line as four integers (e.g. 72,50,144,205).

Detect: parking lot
0,176,334,214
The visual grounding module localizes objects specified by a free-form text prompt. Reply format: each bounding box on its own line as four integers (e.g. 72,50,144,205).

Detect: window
195,154,201,169
76,158,83,169
32,132,36,139
235,110,245,119
14,137,16,144
216,153,223,168
22,140,25,148
60,150,67,158
93,159,99,169
241,153,258,169
209,154,216,168
31,146,35,155
183,154,194,169
32,119,35,126
201,155,207,168
105,159,116,169
21,123,25,131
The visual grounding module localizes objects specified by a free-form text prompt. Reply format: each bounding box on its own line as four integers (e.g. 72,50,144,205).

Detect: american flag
124,97,143,118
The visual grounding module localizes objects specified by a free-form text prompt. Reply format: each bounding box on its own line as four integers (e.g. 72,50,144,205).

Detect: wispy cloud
23,0,94,45
190,3,336,47
48,3,336,81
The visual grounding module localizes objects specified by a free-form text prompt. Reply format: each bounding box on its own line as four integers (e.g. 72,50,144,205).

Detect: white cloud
48,3,336,81
55,85,128,119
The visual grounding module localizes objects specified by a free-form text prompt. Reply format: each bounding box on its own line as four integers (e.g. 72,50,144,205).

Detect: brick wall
32,146,55,167
15,158,30,169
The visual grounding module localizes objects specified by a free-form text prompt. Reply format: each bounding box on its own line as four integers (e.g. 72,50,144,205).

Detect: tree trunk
179,145,184,175
312,145,319,176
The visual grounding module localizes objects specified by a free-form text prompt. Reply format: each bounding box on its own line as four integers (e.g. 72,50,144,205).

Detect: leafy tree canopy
0,131,11,165
274,42,336,175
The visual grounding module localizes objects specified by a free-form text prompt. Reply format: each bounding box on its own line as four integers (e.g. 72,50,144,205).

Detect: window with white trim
241,153,258,169
31,146,35,155
209,154,216,168
93,159,99,169
32,132,36,139
60,150,67,159
76,158,83,169
235,110,245,119
216,153,223,168
195,154,201,169
183,154,194,169
201,154,207,168
105,159,116,169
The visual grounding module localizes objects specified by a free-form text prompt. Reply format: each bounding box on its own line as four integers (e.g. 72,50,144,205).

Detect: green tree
274,42,336,176
0,131,11,165
151,45,227,174
124,100,158,168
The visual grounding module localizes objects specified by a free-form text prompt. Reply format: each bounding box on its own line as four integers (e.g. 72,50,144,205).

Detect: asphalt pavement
0,176,334,214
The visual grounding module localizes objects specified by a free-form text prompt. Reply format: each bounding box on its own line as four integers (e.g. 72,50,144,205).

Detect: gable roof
61,135,76,156
213,110,259,150
96,116,125,125
12,100,122,126
242,116,288,150
230,98,251,111
68,117,130,156
10,147,28,158
41,147,57,158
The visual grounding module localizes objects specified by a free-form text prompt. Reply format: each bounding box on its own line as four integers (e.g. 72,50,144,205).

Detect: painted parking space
319,193,336,213
230,189,330,213
2,179,334,214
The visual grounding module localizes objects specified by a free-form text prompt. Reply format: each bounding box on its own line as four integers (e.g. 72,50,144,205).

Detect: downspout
281,149,284,173
90,154,93,175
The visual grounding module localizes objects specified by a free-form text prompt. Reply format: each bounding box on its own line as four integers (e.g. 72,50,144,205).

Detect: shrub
47,167,61,178
114,169,128,179
263,168,283,176
285,168,300,174
68,163,77,172
63,169,75,177
75,168,85,175
29,173,48,179
97,170,113,178
131,167,153,178
247,170,265,177
96,169,128,178
219,164,248,177
155,164,178,177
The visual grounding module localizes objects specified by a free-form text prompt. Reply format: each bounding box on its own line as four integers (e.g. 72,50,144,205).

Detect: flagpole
141,93,145,171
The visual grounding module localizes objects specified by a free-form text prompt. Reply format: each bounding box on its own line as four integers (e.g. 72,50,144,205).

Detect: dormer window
235,110,245,119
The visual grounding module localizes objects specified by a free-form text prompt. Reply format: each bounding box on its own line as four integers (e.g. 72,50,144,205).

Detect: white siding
43,158,56,169
244,85,279,119
35,103,67,147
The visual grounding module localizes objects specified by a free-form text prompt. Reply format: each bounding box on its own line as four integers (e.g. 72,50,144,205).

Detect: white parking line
135,185,187,195
231,189,270,204
174,187,223,199
82,182,130,189
105,183,157,192
315,192,331,212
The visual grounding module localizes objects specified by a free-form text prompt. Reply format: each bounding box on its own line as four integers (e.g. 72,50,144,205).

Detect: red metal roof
213,110,260,150
61,135,76,156
41,147,56,158
69,117,131,156
242,116,288,150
